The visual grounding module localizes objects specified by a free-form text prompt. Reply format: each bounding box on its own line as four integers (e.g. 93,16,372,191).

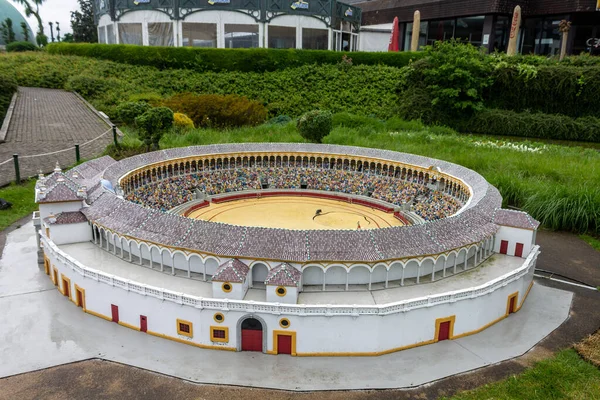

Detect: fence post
13,154,20,184
112,125,118,147
75,144,80,163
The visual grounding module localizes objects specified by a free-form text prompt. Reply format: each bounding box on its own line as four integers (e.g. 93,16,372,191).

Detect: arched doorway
251,263,269,288
241,318,263,352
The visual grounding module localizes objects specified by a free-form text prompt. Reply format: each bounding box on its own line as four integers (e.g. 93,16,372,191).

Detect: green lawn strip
580,234,600,252
445,349,600,400
0,180,37,231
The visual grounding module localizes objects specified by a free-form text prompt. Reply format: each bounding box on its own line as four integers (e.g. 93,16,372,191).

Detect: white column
138,245,143,266
453,255,458,274
187,258,191,278
322,270,326,291
160,252,164,271
431,261,435,282
345,271,349,291
368,270,372,291
401,266,405,286
385,268,389,288
442,257,447,277
171,254,175,275
203,262,207,281
416,265,420,284
149,250,154,269
464,252,468,270
128,243,132,262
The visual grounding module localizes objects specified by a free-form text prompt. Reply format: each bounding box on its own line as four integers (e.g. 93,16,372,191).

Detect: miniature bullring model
35,143,540,356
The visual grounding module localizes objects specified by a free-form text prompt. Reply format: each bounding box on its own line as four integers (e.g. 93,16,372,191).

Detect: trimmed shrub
66,74,115,98
461,109,600,142
116,101,152,125
135,107,174,150
163,93,267,128
266,115,292,125
173,112,194,130
6,41,37,52
47,43,422,73
297,110,333,143
128,92,163,105
0,74,18,124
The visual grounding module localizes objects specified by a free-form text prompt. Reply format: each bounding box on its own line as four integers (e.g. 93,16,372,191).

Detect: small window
214,312,225,323
276,286,287,297
222,282,232,292
279,318,290,328
210,326,229,343
177,319,193,337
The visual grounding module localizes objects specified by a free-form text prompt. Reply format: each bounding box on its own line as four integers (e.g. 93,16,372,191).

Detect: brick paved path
0,87,114,186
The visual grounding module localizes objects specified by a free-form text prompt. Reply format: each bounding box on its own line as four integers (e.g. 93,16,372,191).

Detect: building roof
44,211,88,225
37,181,86,203
265,263,302,287
211,259,249,283
493,209,540,230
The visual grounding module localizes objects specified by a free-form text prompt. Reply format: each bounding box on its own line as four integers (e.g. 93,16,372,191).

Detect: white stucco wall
47,222,92,245
212,280,247,300
266,285,298,304
358,31,390,52
43,235,538,355
39,202,83,221
494,226,535,257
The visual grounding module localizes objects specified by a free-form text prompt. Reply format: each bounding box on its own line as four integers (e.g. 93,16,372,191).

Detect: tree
1,18,16,44
135,107,174,151
71,0,97,43
55,21,60,42
20,21,29,42
62,33,73,43
12,0,47,46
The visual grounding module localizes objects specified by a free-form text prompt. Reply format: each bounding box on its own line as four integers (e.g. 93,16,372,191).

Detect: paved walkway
0,222,573,391
0,88,113,186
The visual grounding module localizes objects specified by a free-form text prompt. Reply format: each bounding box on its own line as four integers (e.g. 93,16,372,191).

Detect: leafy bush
135,107,174,150
128,92,163,105
461,109,600,142
66,74,116,98
173,112,194,130
116,101,152,125
297,110,333,143
163,93,267,128
0,74,18,124
47,43,422,73
266,115,292,125
6,41,37,52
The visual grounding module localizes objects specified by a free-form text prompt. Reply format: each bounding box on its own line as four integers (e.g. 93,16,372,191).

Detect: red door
515,243,524,257
241,330,263,352
500,240,509,254
76,290,83,308
509,297,517,314
438,321,450,341
140,315,147,332
277,335,292,355
63,280,70,298
111,304,119,323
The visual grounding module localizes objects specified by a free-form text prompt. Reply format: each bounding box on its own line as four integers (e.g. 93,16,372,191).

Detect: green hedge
0,74,18,125
487,66,600,118
47,43,422,73
459,109,600,142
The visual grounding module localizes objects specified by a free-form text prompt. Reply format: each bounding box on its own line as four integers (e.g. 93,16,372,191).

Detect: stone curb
71,91,124,138
0,92,18,143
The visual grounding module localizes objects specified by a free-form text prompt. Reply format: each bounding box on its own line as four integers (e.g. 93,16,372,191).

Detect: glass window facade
118,23,143,45
520,16,566,56
403,21,428,50
148,23,173,47
106,24,115,44
493,16,510,53
427,20,454,45
182,23,217,48
224,24,259,48
98,26,106,44
455,16,484,46
269,26,296,48
302,28,328,50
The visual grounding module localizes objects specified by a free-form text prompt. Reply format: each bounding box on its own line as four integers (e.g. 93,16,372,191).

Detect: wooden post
410,10,420,52
506,5,521,56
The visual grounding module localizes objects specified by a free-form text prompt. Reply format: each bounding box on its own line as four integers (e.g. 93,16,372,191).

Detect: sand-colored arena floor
188,196,403,230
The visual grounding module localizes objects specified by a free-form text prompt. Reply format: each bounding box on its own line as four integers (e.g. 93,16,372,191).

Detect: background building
358,0,600,55
0,0,36,46
94,0,361,51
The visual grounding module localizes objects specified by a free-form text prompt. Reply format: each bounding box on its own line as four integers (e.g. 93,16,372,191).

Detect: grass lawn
0,180,37,231
580,234,600,252
446,349,600,400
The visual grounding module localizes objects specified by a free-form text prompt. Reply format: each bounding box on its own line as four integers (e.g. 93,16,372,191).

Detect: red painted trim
182,201,210,217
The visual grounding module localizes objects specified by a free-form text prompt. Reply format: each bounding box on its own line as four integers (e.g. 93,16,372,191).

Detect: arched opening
241,317,264,352
251,263,269,288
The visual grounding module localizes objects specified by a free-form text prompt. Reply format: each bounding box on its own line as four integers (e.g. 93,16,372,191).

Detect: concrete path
0,88,113,186
0,222,573,391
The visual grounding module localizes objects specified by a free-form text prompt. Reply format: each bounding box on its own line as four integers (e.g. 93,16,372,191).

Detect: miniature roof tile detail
492,209,540,230
44,211,88,225
265,263,302,287
211,259,249,283
37,180,86,203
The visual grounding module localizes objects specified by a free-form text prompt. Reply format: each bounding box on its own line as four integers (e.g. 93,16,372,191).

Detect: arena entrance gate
241,318,263,352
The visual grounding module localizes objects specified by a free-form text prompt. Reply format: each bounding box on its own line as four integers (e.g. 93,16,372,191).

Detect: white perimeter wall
494,226,535,257
47,222,93,245
44,235,537,355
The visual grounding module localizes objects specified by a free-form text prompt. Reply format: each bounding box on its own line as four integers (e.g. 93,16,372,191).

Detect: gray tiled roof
44,211,88,225
212,259,249,283
38,181,85,203
75,144,534,263
493,209,540,230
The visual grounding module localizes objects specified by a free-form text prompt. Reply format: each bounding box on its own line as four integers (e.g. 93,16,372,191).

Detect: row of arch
92,224,495,291
121,153,470,201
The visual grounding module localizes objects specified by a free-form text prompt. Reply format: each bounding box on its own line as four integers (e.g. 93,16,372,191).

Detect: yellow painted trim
119,320,140,331
297,339,437,357
434,315,456,342
52,267,59,286
213,312,225,323
177,319,193,338
279,318,291,329
74,284,86,310
147,330,236,352
44,256,50,275
518,280,534,310
506,291,519,315
210,326,229,343
85,308,112,321
61,274,72,301
272,330,297,356
222,282,233,293
275,286,287,297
